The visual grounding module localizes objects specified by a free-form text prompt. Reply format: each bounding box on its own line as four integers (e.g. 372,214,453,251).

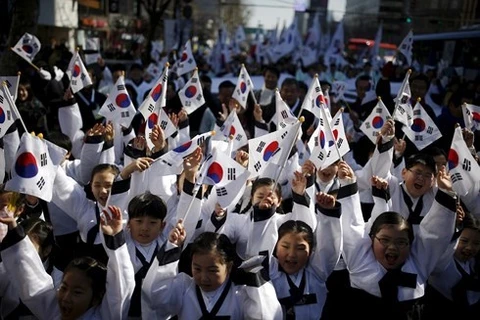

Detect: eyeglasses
408,169,434,180
375,236,409,249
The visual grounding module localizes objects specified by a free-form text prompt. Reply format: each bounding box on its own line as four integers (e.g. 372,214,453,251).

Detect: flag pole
2,81,28,134
272,117,304,193
15,71,21,100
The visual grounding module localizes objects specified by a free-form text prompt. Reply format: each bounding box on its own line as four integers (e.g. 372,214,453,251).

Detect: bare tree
138,0,177,51
0,0,39,75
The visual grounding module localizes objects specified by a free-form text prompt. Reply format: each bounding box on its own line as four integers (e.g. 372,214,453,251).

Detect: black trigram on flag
415,135,423,141
254,161,262,171
333,118,340,126
235,134,243,141
40,153,47,166
107,103,115,112
375,108,382,113
71,80,77,86
372,131,379,137
36,176,46,190
317,152,324,161
315,86,321,93
319,118,324,126
400,96,409,104
227,168,236,180
184,101,192,107
160,120,168,129
117,84,125,91
4,80,11,88
148,104,155,112
462,159,471,171
281,110,288,119
397,105,405,115
426,126,434,134
365,122,371,129
414,110,421,116
196,94,203,101
216,187,228,196
162,74,168,82
0,95,3,104
121,111,130,118
337,138,344,149
256,141,266,153
191,78,198,83
160,159,173,167
451,172,463,183
80,73,86,81
197,136,206,145
281,131,287,139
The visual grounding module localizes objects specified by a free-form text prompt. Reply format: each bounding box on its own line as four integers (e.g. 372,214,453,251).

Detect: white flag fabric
0,85,17,139
66,51,92,93
403,101,442,150
248,121,301,178
98,76,136,128
12,33,41,63
175,40,197,76
5,133,55,202
150,40,164,63
305,12,321,52
200,148,251,208
360,99,392,144
462,104,480,131
232,65,254,109
448,126,480,196
0,76,19,101
398,30,413,66
85,38,100,51
179,69,205,114
308,105,337,170
213,110,248,150
393,70,413,127
146,63,162,80
301,76,331,122
145,106,177,152
371,23,383,61
139,64,169,121
274,90,298,129
332,81,347,103
324,21,344,66
321,109,351,168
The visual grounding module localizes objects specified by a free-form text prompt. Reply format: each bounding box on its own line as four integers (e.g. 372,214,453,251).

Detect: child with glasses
335,160,457,320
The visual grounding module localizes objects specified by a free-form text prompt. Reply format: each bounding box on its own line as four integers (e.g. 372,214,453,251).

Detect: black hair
20,218,54,261
274,220,315,256
448,88,475,108
369,211,414,244
251,177,282,201
90,164,120,184
199,74,212,85
46,132,72,153
128,191,167,220
298,81,308,93
110,64,126,74
0,184,25,210
410,73,430,90
355,75,372,90
263,65,280,79
190,232,236,267
167,79,177,92
280,78,299,89
17,78,34,102
424,146,447,159
129,63,144,72
218,80,235,90
405,153,437,176
64,257,107,306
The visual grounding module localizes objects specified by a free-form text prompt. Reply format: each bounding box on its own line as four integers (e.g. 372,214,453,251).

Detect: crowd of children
0,46,479,320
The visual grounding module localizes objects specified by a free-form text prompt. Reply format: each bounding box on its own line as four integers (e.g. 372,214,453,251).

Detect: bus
347,38,398,61
412,28,480,78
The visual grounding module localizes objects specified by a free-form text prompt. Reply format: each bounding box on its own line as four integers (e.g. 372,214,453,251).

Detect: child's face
276,232,311,275
454,228,480,263
192,252,231,292
91,171,116,207
57,269,98,320
372,224,410,270
401,164,434,198
18,85,28,102
252,185,280,209
317,162,339,183
128,216,165,245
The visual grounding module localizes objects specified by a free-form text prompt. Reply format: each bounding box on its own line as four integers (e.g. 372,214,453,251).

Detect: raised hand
132,135,146,151
169,112,179,128
337,160,355,181
235,150,249,168
218,103,229,122
371,175,389,190
183,147,202,182
316,192,336,209
394,137,406,156
86,123,106,138
100,205,123,236
105,121,115,142
437,165,453,192
292,171,307,195
178,109,188,123
253,104,263,122
120,157,153,179
150,124,166,152
301,160,316,178
169,219,186,246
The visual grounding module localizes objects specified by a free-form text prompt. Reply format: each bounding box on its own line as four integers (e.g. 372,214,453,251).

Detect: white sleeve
64,137,104,185
237,279,283,320
99,231,135,320
176,179,203,245
254,121,270,138
287,191,316,230
141,241,188,319
58,101,84,159
0,227,58,320
310,202,343,281
412,190,457,279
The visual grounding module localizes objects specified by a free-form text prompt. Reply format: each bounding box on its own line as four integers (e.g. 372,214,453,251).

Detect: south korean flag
403,101,442,150
232,64,254,109
360,98,392,144
98,75,136,127
0,85,17,139
66,51,92,93
175,40,197,76
12,33,41,63
462,103,480,131
448,126,480,196
179,69,205,114
6,133,55,202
